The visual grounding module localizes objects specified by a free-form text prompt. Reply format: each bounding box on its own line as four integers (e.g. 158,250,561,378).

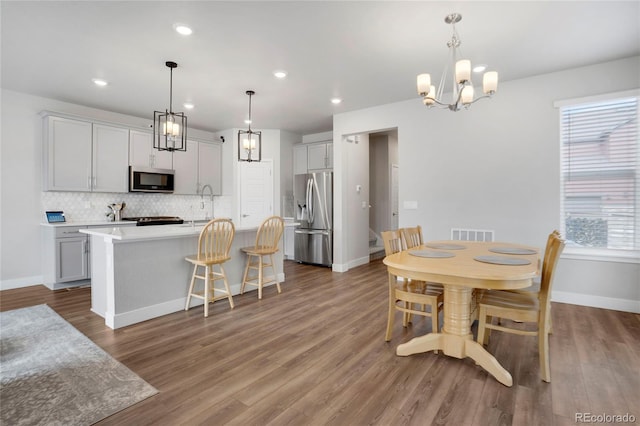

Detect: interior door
239,159,274,228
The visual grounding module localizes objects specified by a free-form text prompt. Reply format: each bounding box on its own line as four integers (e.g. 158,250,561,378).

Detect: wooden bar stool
185,218,235,317
240,216,285,300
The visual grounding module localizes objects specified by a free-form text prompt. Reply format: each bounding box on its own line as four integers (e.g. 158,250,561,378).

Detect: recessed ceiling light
92,78,108,87
273,70,287,79
244,119,252,125
331,98,342,105
174,24,193,36
473,64,487,73
183,103,194,110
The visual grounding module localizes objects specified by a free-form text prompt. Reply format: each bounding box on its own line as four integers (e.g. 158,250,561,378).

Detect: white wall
333,56,640,312
346,133,370,268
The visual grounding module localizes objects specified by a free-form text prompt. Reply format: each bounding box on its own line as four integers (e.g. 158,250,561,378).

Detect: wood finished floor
1,259,639,425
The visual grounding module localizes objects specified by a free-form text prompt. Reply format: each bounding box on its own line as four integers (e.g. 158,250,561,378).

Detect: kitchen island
81,222,287,329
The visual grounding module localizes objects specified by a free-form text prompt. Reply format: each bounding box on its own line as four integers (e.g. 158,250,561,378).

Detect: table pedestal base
396,333,513,387
396,285,513,387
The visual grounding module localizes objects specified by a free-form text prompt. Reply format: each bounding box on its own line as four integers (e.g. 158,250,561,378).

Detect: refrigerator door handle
295,229,329,235
306,177,315,223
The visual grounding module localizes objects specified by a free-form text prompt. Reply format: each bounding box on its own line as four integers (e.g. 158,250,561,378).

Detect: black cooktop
122,216,184,226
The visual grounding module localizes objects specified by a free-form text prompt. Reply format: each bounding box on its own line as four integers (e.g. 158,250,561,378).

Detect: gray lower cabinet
42,223,135,290
42,226,89,289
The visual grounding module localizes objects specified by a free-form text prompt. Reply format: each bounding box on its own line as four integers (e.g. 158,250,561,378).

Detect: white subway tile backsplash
41,192,232,222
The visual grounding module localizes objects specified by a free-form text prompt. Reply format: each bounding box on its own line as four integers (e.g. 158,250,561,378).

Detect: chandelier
417,13,498,111
238,90,262,162
154,61,187,151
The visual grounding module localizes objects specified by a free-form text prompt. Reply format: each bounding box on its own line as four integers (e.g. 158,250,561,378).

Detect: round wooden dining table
383,240,540,387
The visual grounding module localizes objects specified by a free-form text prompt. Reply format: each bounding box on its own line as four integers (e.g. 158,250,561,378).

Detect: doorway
368,129,399,260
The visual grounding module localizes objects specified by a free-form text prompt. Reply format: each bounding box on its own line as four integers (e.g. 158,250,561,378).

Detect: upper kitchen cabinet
307,142,333,170
198,141,222,195
91,124,129,192
173,140,222,195
129,130,173,169
293,141,333,174
43,115,129,193
173,140,198,194
293,144,308,175
43,115,92,191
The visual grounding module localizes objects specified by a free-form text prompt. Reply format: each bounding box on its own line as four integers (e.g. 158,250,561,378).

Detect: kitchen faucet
199,184,214,219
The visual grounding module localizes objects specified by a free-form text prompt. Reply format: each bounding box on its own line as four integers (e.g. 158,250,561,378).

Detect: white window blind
559,95,639,252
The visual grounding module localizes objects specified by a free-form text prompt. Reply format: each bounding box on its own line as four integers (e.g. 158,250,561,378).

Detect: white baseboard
0,275,43,291
332,263,349,272
101,273,287,329
331,257,368,273
552,290,640,313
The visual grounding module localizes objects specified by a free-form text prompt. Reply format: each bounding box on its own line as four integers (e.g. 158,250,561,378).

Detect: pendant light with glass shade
154,61,187,151
417,13,498,111
238,90,262,162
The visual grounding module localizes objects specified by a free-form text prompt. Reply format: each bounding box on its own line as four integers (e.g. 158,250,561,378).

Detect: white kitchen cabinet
92,124,130,192
129,130,173,169
43,116,93,191
307,142,333,170
174,140,222,195
43,115,129,193
172,140,199,194
293,144,308,175
198,142,222,195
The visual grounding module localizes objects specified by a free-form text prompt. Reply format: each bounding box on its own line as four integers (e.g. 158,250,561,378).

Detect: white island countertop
81,221,299,243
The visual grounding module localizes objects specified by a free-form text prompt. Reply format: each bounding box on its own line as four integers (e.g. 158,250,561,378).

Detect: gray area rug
0,304,158,425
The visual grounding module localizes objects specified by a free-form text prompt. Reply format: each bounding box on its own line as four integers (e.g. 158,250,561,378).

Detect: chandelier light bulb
417,74,431,95
455,60,471,84
483,71,499,94
461,85,474,105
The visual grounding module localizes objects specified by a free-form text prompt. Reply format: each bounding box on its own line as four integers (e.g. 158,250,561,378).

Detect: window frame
554,89,640,264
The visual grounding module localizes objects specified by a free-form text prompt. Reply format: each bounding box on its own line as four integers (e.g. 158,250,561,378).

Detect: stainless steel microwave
129,166,175,193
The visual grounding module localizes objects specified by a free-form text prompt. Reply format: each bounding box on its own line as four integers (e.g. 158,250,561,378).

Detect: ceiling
2,1,639,136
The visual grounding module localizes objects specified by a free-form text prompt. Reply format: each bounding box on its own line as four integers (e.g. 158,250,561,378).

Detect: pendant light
154,61,187,151
238,90,262,162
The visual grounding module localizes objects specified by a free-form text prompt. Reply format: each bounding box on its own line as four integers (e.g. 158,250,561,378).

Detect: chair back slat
254,216,285,251
401,226,423,250
198,218,235,261
538,232,565,305
381,230,403,256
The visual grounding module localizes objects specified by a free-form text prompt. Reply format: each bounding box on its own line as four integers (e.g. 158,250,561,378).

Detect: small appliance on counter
122,216,184,226
107,202,126,221
45,210,66,223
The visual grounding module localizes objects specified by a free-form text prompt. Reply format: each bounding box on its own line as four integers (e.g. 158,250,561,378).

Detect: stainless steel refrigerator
294,172,333,266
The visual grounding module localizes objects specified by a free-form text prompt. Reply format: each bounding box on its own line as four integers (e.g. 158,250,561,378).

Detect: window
557,91,639,258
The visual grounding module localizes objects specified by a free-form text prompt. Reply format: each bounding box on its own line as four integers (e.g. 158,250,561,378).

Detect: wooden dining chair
400,224,445,296
400,225,423,250
240,216,285,299
501,230,561,332
476,232,565,382
185,218,236,317
381,230,444,342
